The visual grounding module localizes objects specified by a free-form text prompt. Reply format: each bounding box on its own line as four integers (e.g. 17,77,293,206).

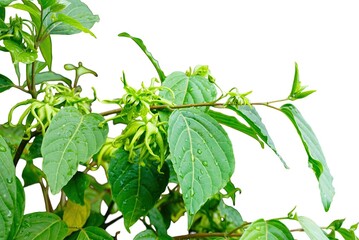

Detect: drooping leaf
0,0,15,7
241,219,294,240
63,200,91,233
3,39,37,64
34,71,72,86
22,162,45,187
223,180,241,205
148,208,171,239
0,74,14,93
0,135,16,240
227,105,288,168
14,212,68,240
297,216,329,240
55,13,96,38
41,106,108,194
43,0,99,36
7,178,25,240
108,148,169,231
160,71,216,109
168,108,235,227
63,172,90,205
281,103,335,211
76,226,113,240
39,35,53,70
133,229,157,240
118,32,165,82
208,109,264,148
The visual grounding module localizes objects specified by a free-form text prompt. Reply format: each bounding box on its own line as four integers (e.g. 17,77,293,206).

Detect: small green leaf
223,180,241,205
328,219,345,230
168,108,235,228
0,135,16,240
241,219,294,240
134,229,157,240
227,105,288,168
217,200,243,231
44,0,99,36
63,172,90,205
39,35,53,70
108,149,169,231
55,13,96,38
76,226,113,240
9,3,41,19
3,39,37,64
0,74,14,93
7,178,25,240
41,107,109,194
208,109,264,148
34,71,72,86
118,32,165,82
0,0,15,7
14,212,68,240
297,216,329,240
289,63,315,100
337,228,357,240
37,0,56,9
148,208,171,239
22,162,45,187
281,103,335,211
160,71,217,108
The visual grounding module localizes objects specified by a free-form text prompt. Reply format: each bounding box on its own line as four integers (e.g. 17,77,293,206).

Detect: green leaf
63,200,91,233
0,7,5,20
37,0,56,9
0,135,17,240
9,3,41,20
281,103,335,211
0,74,14,93
44,0,99,36
208,109,264,148
328,219,345,230
7,178,25,240
134,229,157,240
14,212,68,240
148,208,171,239
108,149,169,231
20,0,41,29
241,219,294,240
297,216,329,240
41,107,109,194
160,71,217,108
34,71,72,86
0,0,15,7
63,172,90,205
39,35,53,70
22,162,45,187
55,13,96,38
0,16,6,29
0,124,25,157
227,105,288,168
118,32,165,82
337,228,357,240
76,226,113,240
289,63,315,100
223,180,241,205
168,108,235,227
3,39,37,64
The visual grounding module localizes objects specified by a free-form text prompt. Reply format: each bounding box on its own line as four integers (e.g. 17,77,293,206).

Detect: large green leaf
208,109,264,148
0,135,16,240
0,0,15,7
108,149,169,231
39,35,53,70
118,32,165,82
3,39,38,64
7,178,25,240
76,226,113,240
43,0,99,35
241,219,294,240
297,216,329,240
160,71,217,108
41,107,108,194
0,73,14,93
14,212,68,240
281,103,335,211
168,108,235,227
227,105,288,168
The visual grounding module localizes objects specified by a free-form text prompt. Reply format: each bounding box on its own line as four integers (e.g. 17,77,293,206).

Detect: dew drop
214,161,218,166
197,149,202,154
209,134,214,138
190,189,195,197
202,161,208,167
184,193,189,199
0,145,6,152
7,210,12,218
200,169,204,174
6,177,13,184
255,226,261,231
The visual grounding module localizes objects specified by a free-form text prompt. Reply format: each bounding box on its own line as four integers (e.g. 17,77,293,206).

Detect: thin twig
39,179,53,212
103,215,123,229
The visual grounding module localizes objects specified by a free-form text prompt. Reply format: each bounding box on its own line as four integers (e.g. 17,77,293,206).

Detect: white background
1,0,359,238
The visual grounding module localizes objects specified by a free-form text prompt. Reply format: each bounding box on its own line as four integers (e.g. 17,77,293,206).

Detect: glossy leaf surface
63,172,90,205
42,107,108,194
281,103,335,211
241,219,294,240
297,216,329,240
7,178,25,240
108,149,169,231
76,226,113,240
168,108,234,227
3,40,37,64
0,74,14,93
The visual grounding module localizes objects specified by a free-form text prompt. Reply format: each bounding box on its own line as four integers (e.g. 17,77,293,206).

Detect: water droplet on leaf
7,210,12,218
202,161,208,166
197,149,202,154
6,177,13,184
0,145,6,152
